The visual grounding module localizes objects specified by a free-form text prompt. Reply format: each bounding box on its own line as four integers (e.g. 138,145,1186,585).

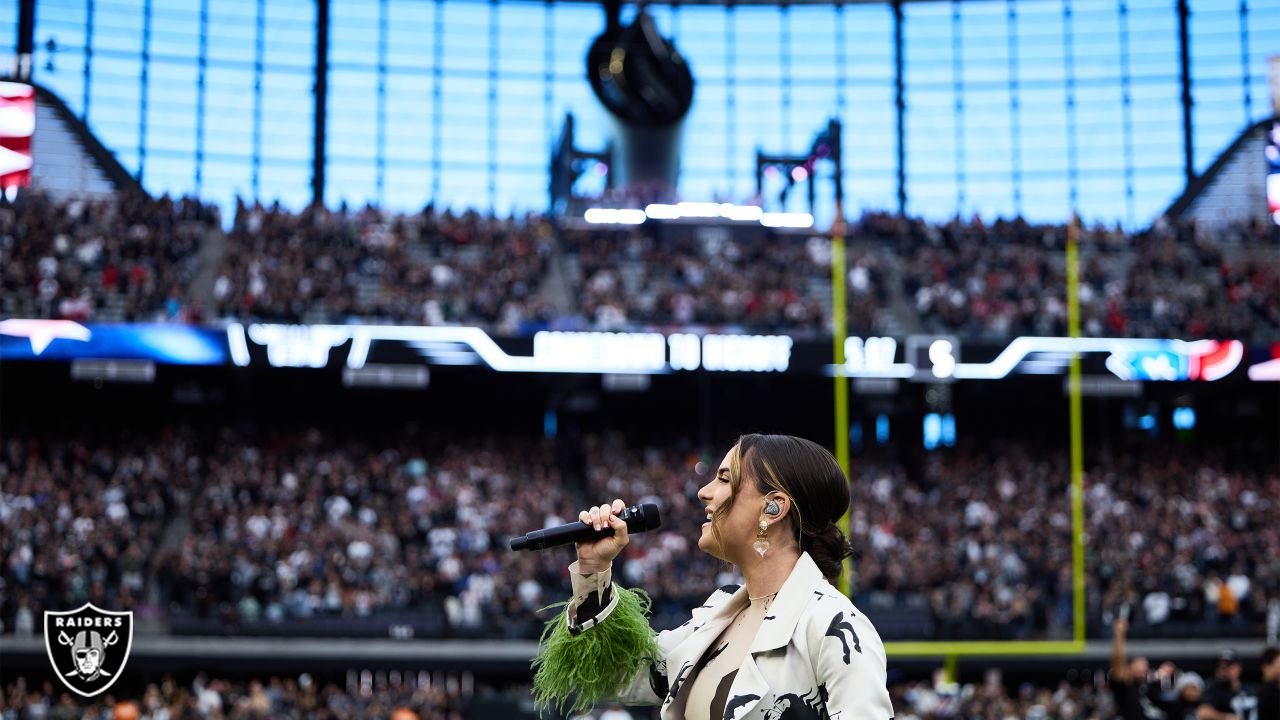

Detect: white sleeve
562,567,731,707
811,608,895,720
566,561,619,632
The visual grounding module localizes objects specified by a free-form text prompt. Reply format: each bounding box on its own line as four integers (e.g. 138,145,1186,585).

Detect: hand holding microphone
508,499,661,572
576,499,629,574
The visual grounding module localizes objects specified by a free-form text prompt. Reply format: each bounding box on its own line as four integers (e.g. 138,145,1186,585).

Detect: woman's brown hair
708,433,854,579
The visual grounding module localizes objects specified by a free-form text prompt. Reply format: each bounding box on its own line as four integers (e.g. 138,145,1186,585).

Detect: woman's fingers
579,501,629,531
608,512,629,545
584,503,606,530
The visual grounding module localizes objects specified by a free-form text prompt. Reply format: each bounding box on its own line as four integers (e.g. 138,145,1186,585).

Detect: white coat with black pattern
564,551,895,720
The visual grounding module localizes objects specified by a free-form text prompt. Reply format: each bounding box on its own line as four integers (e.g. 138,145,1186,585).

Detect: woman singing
532,434,894,720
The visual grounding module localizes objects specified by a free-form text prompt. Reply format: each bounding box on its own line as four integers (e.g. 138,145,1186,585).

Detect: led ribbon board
0,320,1264,381
229,324,794,374
827,335,1247,383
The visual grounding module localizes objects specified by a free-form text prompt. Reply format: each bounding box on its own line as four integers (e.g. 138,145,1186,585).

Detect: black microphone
509,503,661,551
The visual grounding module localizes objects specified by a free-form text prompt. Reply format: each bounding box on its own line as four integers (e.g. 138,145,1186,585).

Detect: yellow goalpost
831,211,1088,663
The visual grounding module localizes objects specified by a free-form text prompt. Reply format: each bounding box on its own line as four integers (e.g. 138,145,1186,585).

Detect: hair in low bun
728,434,854,581
803,522,854,581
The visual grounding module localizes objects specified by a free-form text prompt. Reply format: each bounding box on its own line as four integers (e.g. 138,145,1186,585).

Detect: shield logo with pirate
44,603,134,697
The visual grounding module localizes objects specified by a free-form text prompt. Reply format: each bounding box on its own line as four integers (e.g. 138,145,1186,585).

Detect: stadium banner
0,319,228,364
1,319,1275,382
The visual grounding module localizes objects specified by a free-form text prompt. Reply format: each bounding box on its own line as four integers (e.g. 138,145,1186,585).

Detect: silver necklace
734,594,776,630
748,590,779,603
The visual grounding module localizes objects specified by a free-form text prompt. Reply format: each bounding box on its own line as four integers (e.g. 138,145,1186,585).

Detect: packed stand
213,201,555,334
0,190,218,323
3,430,1278,641
1089,451,1280,636
562,226,890,336
0,430,178,637
0,427,605,639
889,672,1113,720
0,672,468,720
849,447,1076,640
851,444,1279,640
7,186,1277,341
865,213,1280,342
156,430,583,639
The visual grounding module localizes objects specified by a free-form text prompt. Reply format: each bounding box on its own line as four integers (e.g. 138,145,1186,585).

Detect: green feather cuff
531,585,660,717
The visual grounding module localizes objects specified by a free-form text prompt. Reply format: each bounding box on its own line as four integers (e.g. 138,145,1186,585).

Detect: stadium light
583,208,646,224
760,212,814,228
718,203,763,222
584,203,810,228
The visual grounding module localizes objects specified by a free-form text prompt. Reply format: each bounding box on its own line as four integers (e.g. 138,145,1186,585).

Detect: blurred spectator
0,672,467,720
214,201,555,333
0,190,217,322
890,669,1109,720
1258,646,1280,720
1200,650,1260,720
562,226,888,336
2,429,1276,641
5,188,1277,340
881,213,1280,342
1108,616,1163,720
1162,671,1205,720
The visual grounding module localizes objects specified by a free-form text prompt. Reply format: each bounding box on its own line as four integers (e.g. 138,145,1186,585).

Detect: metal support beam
376,0,388,205
252,0,264,199
1177,0,1194,184
195,0,208,194
313,0,330,206
727,2,737,193
1007,0,1021,216
16,0,35,82
1239,0,1251,122
138,0,151,184
488,0,499,211
1120,0,1135,226
952,0,964,214
893,0,906,216
82,0,93,120
1064,0,1078,211
431,0,444,201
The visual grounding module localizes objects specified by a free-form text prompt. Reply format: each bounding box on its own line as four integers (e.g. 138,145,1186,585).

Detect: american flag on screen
1268,121,1280,225
0,81,34,198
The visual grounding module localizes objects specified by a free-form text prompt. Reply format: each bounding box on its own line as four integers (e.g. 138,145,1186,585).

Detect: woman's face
696,445,768,564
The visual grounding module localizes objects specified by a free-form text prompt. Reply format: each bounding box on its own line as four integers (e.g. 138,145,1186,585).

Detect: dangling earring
754,520,770,558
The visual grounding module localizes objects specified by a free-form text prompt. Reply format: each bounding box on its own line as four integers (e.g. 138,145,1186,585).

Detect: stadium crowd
888,671,1114,720
864,213,1280,342
561,225,890,336
6,191,1279,340
2,430,1276,642
0,672,465,720
0,190,218,323
212,201,554,334
1,671,1109,720
3,651,1276,720
854,444,1280,640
